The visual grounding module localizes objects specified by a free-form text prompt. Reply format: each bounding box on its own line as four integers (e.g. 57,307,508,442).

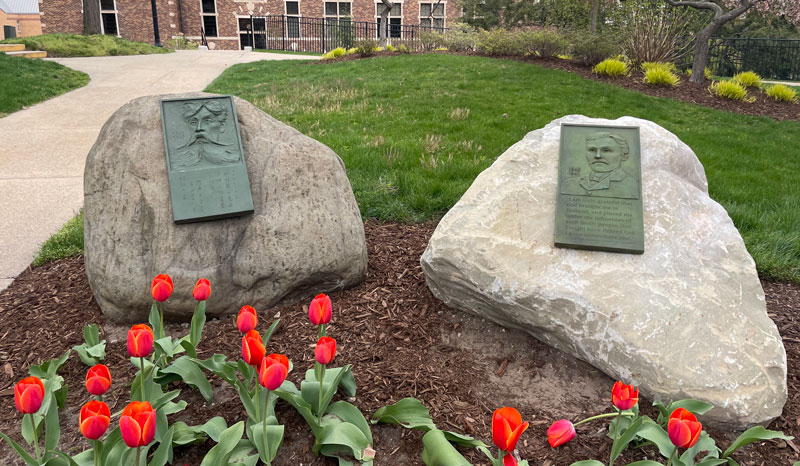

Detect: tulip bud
503,453,518,466
151,274,173,302
242,329,266,367
308,293,332,326
259,353,289,390
547,419,575,448
14,376,45,414
127,324,154,358
192,278,211,301
668,408,702,449
85,364,112,396
79,400,110,440
237,305,258,333
315,336,337,365
119,401,156,447
492,407,529,452
611,380,639,411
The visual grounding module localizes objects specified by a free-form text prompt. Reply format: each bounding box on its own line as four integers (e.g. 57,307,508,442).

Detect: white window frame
419,1,445,29
284,0,301,39
374,1,402,39
200,0,218,37
324,1,351,23
98,0,120,36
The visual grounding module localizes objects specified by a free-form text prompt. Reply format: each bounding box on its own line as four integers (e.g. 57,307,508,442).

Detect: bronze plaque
554,124,644,254
160,96,255,223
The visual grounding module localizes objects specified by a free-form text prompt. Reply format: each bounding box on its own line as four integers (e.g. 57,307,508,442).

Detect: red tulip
492,407,529,452
14,376,45,414
547,419,575,447
237,305,258,333
192,278,211,301
259,353,289,390
315,336,337,365
503,453,518,466
612,380,639,411
119,401,156,447
242,330,266,367
308,293,332,325
85,364,111,396
79,400,110,440
151,274,173,302
668,408,702,449
127,324,154,358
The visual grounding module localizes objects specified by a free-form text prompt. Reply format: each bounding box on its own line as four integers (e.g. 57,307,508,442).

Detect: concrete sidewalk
0,50,314,290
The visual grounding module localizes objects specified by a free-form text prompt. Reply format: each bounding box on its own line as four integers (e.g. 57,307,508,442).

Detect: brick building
40,0,461,50
0,0,42,40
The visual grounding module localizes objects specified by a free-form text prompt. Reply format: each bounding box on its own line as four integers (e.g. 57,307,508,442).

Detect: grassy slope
0,54,89,117
1,34,170,57
206,54,800,281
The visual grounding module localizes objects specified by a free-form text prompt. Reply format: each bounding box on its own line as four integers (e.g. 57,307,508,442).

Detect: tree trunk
378,0,392,47
83,0,102,35
689,26,715,83
590,0,599,34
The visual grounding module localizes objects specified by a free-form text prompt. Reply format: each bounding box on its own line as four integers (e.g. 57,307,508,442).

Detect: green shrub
396,44,410,54
441,22,478,52
641,62,678,74
475,28,522,56
355,39,378,56
593,58,629,77
765,84,799,103
385,44,396,52
709,80,754,102
347,47,357,55
517,30,569,58
569,31,620,66
419,31,445,52
685,67,712,80
322,47,347,59
732,71,762,88
643,68,680,86
165,36,198,50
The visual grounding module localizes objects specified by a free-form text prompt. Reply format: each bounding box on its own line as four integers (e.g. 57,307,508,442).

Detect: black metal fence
707,37,800,81
237,15,445,53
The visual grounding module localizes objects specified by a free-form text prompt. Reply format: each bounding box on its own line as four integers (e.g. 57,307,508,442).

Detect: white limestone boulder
421,115,786,428
84,93,366,322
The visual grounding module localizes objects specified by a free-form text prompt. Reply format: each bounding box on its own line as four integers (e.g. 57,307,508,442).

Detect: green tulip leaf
98,428,124,464
149,303,163,340
179,339,197,359
43,395,60,461
626,462,666,466
262,319,281,348
229,438,260,466
190,300,207,348
250,423,284,463
44,451,84,466
159,356,213,401
274,386,321,435
570,461,606,466
236,382,259,421
442,430,486,448
420,429,471,466
73,341,106,367
29,349,70,379
191,354,238,385
200,421,245,466
0,430,39,465
610,416,644,463
607,413,634,440
655,399,714,425
326,401,373,444
313,420,371,460
84,324,100,346
149,425,174,466
636,417,675,459
171,416,229,446
680,431,720,465
304,366,357,397
371,397,436,431
722,425,793,458
694,460,727,466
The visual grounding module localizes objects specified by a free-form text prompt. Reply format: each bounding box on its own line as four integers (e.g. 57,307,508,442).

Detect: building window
419,2,444,29
285,1,300,38
375,2,401,38
324,2,351,25
99,0,119,36
239,17,266,49
201,0,218,38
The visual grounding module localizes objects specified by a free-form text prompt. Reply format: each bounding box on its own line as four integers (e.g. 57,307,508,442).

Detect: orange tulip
315,336,337,365
237,305,258,333
119,401,156,447
242,329,266,367
547,419,575,448
85,364,111,396
668,408,702,449
611,380,639,411
308,293,332,325
127,324,154,358
151,274,173,302
259,353,289,390
503,453,518,466
14,376,44,414
492,407,529,452
192,278,211,301
79,400,110,440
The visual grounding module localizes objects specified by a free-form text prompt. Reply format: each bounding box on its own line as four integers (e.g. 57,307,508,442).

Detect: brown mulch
0,221,799,465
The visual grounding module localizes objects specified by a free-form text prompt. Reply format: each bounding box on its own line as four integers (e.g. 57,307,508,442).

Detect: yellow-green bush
322,47,346,59
396,44,410,54
385,44,396,52
346,47,357,55
765,84,799,103
641,62,678,74
643,68,680,86
686,67,713,80
732,71,762,88
355,39,378,56
593,58,629,77
709,80,755,102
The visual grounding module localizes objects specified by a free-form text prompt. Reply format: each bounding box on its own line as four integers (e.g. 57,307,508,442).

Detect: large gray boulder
421,115,786,428
84,93,366,322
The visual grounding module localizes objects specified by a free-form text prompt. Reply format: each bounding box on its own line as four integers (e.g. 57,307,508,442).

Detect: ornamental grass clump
641,62,678,74
593,58,629,78
322,47,346,59
643,67,680,87
766,83,799,103
732,70,762,88
709,80,755,102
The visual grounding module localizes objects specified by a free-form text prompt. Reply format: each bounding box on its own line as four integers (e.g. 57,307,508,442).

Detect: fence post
282,14,286,51
322,17,326,52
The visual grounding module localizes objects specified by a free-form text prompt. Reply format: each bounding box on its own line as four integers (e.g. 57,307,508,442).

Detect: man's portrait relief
560,130,640,199
166,99,242,171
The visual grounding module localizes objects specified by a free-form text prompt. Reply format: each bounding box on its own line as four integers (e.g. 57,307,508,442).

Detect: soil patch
0,221,798,465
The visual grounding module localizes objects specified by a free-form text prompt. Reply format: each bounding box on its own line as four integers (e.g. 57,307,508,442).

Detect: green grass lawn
0,53,89,117
204,54,800,282
1,33,170,57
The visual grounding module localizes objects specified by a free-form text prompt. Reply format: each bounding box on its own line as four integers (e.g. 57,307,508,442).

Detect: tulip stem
93,439,100,466
317,364,326,426
28,414,40,464
135,446,141,466
666,446,677,466
574,411,635,427
157,302,165,340
609,410,621,466
255,385,260,423
262,390,271,466
318,324,326,339
140,356,147,402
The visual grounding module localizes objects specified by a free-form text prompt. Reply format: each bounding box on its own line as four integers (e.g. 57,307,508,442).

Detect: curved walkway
0,50,314,290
